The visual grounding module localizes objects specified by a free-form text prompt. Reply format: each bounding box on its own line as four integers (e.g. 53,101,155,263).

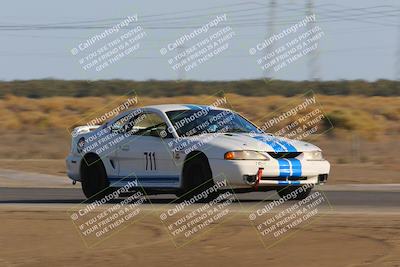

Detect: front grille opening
268,152,301,159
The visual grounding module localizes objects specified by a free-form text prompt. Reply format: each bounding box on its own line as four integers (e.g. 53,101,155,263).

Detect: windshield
166,109,263,137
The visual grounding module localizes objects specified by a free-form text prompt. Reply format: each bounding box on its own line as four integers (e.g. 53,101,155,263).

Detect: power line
1,3,399,31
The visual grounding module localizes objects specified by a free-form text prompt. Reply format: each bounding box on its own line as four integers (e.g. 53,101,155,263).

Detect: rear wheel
277,186,312,200
177,154,217,201
81,155,110,200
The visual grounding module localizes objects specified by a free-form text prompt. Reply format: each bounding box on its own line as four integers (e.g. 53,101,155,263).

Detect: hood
182,133,320,152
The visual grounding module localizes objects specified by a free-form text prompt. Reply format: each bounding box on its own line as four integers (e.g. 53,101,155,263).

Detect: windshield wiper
225,128,248,133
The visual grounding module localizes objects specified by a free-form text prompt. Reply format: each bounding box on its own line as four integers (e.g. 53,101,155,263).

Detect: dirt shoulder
0,159,67,177
0,207,398,267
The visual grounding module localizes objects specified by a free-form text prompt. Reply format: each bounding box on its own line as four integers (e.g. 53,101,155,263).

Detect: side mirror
149,128,171,138
149,128,163,137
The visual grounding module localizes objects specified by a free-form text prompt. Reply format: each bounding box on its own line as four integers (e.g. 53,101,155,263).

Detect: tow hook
254,168,263,191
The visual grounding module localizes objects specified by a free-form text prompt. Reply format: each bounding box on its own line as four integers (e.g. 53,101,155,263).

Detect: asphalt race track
0,167,399,212
0,187,399,213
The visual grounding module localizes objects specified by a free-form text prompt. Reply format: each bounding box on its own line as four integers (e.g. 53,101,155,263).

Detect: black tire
277,186,312,200
177,155,217,201
81,155,110,200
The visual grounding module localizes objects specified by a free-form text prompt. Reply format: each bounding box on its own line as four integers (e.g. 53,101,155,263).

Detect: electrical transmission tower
176,44,186,81
396,13,400,81
264,0,276,80
306,0,321,80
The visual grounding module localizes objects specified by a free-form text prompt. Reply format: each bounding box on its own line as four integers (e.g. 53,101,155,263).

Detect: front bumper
66,154,81,181
209,158,330,189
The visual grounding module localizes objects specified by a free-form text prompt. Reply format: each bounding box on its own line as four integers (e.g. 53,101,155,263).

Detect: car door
115,111,180,187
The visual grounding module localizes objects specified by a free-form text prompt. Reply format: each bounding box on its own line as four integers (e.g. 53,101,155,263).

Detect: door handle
120,145,129,151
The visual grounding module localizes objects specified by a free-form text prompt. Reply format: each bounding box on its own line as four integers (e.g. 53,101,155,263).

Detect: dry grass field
1,94,399,136
0,94,398,184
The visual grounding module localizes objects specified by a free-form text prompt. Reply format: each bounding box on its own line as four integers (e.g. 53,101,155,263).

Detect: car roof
144,104,229,113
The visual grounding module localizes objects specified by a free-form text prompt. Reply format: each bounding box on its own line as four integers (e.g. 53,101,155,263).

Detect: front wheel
277,186,312,200
177,155,218,201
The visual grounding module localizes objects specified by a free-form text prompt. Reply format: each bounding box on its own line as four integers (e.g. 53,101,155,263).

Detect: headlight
304,151,324,160
224,151,269,160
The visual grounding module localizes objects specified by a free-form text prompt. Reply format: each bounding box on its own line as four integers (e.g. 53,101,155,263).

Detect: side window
111,112,172,138
132,113,167,137
135,113,163,128
111,111,170,138
110,111,145,133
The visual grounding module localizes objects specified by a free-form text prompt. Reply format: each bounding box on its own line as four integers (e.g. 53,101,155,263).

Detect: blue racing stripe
108,176,179,183
253,135,286,152
277,139,297,152
251,135,299,152
278,181,301,185
251,135,301,177
289,159,302,177
183,104,207,110
277,159,290,177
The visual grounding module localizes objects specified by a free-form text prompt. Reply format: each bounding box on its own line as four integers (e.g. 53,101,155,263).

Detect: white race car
66,104,330,200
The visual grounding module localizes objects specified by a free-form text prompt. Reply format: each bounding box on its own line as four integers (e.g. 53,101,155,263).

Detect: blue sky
0,0,399,81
